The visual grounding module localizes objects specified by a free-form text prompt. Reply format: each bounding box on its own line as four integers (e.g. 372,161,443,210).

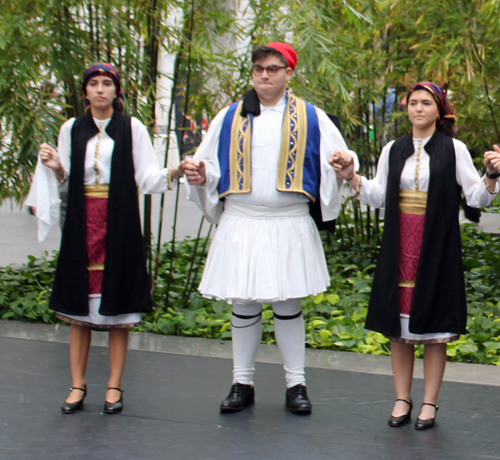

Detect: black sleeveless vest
366,131,467,337
50,110,152,316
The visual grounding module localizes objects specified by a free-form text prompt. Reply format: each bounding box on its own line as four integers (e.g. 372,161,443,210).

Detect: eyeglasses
252,65,287,76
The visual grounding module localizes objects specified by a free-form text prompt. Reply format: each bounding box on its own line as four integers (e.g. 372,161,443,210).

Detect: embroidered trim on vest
220,100,251,197
276,94,310,198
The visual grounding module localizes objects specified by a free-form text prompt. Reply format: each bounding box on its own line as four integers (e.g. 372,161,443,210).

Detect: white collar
93,117,111,130
412,135,432,147
259,94,287,113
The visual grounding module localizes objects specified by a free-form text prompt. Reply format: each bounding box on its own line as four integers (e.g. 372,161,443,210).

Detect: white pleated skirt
198,201,330,303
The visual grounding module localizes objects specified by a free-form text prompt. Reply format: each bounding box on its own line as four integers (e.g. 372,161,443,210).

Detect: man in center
183,43,356,414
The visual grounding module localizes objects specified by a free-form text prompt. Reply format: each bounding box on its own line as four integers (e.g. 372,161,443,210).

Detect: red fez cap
267,42,297,70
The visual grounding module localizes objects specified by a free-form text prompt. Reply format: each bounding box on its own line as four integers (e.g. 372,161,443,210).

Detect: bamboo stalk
182,216,204,306
482,78,500,142
186,223,213,301
164,0,196,309
95,3,100,61
154,53,182,279
153,51,182,259
106,7,112,62
366,204,371,243
88,1,95,60
164,179,181,309
142,0,161,279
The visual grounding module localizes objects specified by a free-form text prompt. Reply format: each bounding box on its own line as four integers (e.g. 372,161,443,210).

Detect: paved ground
0,321,499,460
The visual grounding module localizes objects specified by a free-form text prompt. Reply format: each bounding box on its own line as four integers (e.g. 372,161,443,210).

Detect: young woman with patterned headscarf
333,82,500,429
38,63,182,414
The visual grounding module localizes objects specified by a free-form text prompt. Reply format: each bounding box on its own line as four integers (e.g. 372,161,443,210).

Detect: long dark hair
436,117,456,138
112,97,124,112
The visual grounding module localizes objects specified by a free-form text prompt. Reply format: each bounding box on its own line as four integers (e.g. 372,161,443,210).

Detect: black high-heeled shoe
415,403,439,430
61,385,87,414
388,398,413,427
104,387,124,414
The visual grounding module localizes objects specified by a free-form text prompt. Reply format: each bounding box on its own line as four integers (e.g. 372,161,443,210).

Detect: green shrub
1,223,500,365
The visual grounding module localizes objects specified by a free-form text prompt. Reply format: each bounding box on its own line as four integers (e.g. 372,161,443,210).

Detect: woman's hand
39,143,61,170
484,145,500,173
329,149,354,180
182,157,206,186
169,163,184,180
39,143,66,182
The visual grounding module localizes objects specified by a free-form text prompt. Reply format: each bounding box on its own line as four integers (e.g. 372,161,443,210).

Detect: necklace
414,139,422,191
93,122,105,185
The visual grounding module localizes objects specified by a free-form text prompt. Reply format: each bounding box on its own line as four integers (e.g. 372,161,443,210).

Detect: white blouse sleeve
185,107,229,224
454,139,499,208
131,117,170,194
57,118,75,175
317,109,359,221
353,141,394,209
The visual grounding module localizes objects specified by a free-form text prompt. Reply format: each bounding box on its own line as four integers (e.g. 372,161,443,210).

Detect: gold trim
277,97,292,191
483,175,498,194
219,189,232,199
84,184,109,198
167,169,172,190
399,190,427,215
228,101,251,195
88,263,104,271
293,98,308,191
399,280,415,288
277,94,309,197
354,175,363,198
301,190,315,201
242,117,252,189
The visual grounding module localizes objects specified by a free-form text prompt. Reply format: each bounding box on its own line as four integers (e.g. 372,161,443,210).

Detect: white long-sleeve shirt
58,116,170,194
186,95,358,223
354,136,498,208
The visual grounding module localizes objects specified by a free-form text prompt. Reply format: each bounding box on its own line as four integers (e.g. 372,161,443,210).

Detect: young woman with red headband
334,82,500,429
39,63,182,414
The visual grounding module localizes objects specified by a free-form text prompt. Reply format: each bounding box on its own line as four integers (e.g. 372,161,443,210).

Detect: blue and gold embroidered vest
217,90,321,201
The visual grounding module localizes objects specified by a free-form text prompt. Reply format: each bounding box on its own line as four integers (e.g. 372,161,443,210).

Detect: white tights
231,299,305,388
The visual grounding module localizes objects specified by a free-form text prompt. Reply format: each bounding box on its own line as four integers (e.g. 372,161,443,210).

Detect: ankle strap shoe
104,387,124,414
61,384,87,414
415,403,439,430
388,398,413,427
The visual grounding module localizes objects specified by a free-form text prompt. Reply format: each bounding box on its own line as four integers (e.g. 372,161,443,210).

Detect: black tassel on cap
240,88,261,117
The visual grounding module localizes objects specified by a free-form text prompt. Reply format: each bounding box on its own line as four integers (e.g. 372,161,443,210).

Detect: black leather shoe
220,383,255,413
61,385,87,414
388,398,413,427
285,384,312,415
104,387,124,414
415,403,439,430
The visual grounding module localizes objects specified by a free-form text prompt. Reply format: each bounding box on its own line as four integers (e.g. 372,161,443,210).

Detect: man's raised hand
182,158,207,186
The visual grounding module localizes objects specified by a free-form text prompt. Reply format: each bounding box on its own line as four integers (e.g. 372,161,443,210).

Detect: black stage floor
1,336,499,460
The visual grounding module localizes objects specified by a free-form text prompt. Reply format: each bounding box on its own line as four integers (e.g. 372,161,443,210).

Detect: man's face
251,55,292,104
